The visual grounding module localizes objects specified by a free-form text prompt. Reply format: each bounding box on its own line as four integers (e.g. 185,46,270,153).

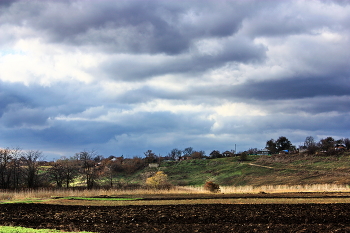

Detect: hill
124,153,350,187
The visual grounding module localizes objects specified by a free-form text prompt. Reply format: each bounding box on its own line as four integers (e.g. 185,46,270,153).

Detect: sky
1,0,350,160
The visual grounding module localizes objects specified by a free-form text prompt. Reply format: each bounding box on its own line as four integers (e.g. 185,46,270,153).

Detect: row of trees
0,148,144,189
265,136,295,154
265,136,350,156
0,148,42,189
301,136,350,155
48,150,147,189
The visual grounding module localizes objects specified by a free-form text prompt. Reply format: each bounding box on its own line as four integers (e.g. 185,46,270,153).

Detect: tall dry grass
0,186,202,201
1,184,350,201
218,183,350,193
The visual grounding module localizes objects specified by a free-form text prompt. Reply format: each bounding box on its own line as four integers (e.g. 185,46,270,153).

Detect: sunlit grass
0,187,202,202
0,226,94,233
0,184,349,203
185,183,350,194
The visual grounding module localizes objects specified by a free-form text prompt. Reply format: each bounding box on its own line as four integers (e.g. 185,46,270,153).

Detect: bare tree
9,148,22,189
318,137,336,155
168,148,182,161
22,150,43,188
144,150,157,163
0,148,14,189
76,150,100,189
183,147,193,157
61,157,79,188
304,136,318,155
49,157,79,188
48,162,65,188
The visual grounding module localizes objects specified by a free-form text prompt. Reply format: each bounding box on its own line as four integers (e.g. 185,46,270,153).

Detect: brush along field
2,187,350,232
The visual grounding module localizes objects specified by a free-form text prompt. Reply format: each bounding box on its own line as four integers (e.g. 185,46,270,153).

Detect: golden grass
219,183,350,193
185,183,350,194
1,183,349,202
0,187,201,201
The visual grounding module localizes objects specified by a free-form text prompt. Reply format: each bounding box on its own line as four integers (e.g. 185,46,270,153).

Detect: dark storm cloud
1,108,214,151
102,37,266,81
213,113,350,136
0,0,18,7
0,0,256,54
0,88,27,117
228,76,350,101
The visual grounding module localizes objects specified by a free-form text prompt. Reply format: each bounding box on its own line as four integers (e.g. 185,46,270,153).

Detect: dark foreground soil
1,203,350,233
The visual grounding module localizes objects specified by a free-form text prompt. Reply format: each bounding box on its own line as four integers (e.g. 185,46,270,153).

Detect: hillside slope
133,153,350,187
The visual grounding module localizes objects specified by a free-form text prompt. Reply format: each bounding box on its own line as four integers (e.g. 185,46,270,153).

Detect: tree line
0,148,42,189
1,135,349,189
265,136,350,156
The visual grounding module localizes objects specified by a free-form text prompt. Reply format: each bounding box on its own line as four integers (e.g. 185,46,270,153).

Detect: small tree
276,136,292,152
183,147,194,157
210,150,222,159
240,151,248,161
304,136,318,155
265,139,277,154
191,151,205,159
146,171,170,189
204,181,220,193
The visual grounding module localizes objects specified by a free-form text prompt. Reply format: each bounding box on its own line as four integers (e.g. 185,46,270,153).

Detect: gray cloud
102,37,267,81
1,0,350,159
0,0,256,54
226,76,350,101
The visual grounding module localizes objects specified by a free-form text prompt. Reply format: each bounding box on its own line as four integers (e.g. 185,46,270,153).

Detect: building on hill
335,144,346,151
222,151,235,157
257,149,271,155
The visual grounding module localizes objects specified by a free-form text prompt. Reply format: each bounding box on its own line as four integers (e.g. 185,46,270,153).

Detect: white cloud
0,39,105,85
1,0,350,159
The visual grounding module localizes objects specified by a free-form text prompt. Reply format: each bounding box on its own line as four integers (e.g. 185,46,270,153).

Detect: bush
146,171,171,189
240,152,248,161
204,181,220,193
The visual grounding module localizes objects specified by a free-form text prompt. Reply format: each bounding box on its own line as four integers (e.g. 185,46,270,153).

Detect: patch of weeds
0,226,94,232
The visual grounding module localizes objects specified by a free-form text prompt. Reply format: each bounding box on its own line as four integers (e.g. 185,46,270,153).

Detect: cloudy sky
1,0,350,160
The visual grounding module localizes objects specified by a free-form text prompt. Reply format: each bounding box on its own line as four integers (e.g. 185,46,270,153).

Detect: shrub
204,181,220,193
146,171,171,189
240,152,248,161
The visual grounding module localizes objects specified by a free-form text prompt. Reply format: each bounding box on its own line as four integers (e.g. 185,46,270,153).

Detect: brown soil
1,202,350,232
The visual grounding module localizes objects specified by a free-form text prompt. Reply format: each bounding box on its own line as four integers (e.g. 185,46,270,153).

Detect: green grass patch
0,198,43,204
0,226,94,233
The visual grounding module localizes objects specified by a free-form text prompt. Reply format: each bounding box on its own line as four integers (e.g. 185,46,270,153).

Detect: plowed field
1,203,350,232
